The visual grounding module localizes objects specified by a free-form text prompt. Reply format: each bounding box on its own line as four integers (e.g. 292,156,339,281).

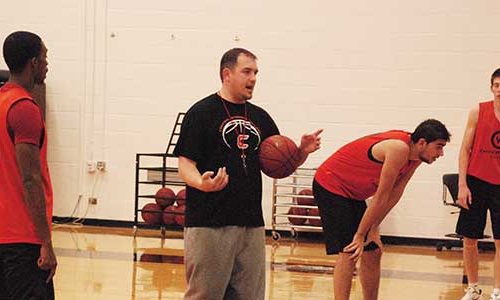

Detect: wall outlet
87,161,96,173
88,197,98,205
96,161,106,172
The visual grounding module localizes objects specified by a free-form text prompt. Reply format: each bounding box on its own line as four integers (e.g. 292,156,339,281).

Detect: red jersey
315,130,420,200
467,101,500,184
0,83,53,244
8,99,44,145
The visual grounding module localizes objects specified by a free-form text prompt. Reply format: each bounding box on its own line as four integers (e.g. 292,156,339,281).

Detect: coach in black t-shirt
174,48,322,300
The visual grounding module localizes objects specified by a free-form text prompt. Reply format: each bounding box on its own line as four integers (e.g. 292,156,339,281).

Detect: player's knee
363,241,382,253
463,237,478,247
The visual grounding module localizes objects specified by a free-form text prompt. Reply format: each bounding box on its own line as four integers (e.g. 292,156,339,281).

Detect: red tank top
0,83,53,244
467,101,500,184
315,130,419,200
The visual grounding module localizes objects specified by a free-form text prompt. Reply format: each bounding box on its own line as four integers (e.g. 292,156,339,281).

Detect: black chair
437,173,463,251
437,173,468,284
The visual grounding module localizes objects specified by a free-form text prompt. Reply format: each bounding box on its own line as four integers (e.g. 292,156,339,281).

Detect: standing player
174,47,321,300
0,31,56,299
457,69,500,300
313,119,450,300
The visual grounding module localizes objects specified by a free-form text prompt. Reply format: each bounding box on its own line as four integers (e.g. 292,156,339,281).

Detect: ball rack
270,167,322,241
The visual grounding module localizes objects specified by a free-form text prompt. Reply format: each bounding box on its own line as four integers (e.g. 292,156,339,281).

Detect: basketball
174,204,186,226
287,207,307,225
307,208,322,227
259,135,299,179
176,188,186,206
155,187,176,208
141,203,162,225
296,188,315,206
163,205,177,225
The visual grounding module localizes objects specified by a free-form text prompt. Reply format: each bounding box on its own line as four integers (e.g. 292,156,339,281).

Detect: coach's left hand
299,129,323,154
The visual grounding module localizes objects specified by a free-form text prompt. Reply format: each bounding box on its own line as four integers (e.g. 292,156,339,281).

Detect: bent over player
313,119,450,300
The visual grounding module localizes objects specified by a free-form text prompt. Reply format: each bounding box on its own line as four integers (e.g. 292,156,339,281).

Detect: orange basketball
307,208,322,227
176,188,186,206
141,203,162,225
259,135,298,179
287,207,307,225
162,205,177,225
155,187,175,208
295,188,315,206
174,204,186,226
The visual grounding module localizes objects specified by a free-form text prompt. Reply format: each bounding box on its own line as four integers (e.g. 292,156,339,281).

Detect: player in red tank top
314,119,450,300
0,31,56,299
456,69,500,300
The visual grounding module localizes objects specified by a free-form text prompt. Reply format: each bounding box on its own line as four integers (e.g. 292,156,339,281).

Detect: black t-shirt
174,93,279,227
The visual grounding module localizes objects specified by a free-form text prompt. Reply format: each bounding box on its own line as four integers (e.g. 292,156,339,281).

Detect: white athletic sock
468,283,479,288
493,287,500,295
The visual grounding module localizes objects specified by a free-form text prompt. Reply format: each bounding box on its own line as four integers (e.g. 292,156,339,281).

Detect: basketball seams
260,141,288,176
259,135,298,178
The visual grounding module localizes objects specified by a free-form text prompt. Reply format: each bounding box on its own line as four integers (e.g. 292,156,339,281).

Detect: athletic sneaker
490,293,500,300
461,286,483,300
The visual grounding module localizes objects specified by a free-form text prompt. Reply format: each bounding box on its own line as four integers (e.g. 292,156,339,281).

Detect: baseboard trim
52,217,495,250
53,216,133,228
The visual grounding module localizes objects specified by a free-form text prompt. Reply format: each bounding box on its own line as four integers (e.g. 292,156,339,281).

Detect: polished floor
50,225,496,299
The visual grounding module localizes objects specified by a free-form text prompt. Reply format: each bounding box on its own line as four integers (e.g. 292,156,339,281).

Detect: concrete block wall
1,0,499,238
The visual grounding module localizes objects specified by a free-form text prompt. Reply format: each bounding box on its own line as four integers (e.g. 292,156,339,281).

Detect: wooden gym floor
50,225,495,299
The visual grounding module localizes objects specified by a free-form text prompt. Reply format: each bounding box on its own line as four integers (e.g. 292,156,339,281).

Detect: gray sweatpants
183,226,266,300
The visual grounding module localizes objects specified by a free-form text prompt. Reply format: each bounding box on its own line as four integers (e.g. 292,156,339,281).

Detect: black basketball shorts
313,179,379,254
456,175,500,239
0,243,54,300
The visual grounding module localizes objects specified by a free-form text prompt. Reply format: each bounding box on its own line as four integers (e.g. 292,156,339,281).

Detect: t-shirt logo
237,134,249,150
492,131,500,149
221,117,261,151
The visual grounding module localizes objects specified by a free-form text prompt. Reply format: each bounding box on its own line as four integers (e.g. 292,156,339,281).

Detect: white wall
1,0,499,239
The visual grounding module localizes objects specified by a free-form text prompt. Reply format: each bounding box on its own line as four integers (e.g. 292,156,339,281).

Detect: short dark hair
491,68,500,85
219,48,257,81
410,119,451,143
3,31,42,74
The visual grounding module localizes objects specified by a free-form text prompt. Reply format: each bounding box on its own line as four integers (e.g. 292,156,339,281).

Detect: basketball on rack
141,203,162,225
296,188,315,206
162,205,177,225
307,208,322,227
174,204,186,226
287,207,307,225
176,188,186,206
155,187,176,208
259,135,299,179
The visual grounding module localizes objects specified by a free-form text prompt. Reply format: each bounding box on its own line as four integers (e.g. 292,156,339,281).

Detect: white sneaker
490,293,500,300
461,286,483,300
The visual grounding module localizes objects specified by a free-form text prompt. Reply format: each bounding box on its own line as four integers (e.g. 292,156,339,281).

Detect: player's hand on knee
199,167,228,192
366,227,383,250
344,233,364,262
457,185,472,209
